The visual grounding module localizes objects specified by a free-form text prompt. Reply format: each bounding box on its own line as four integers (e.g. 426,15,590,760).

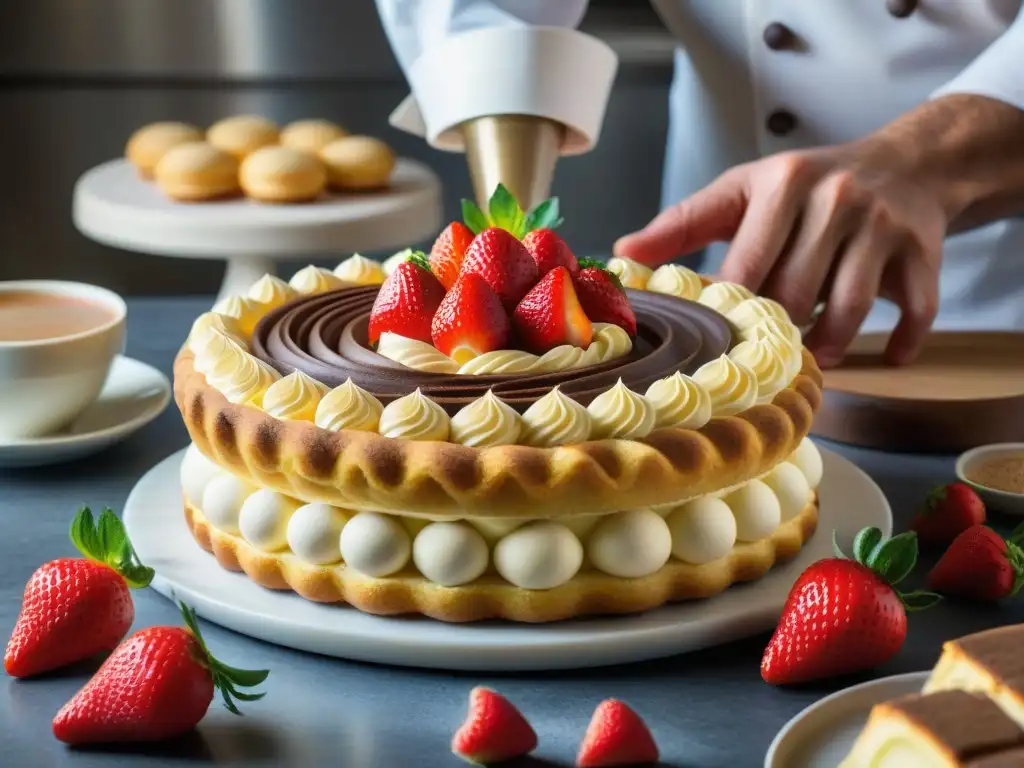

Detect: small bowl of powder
956,443,1024,516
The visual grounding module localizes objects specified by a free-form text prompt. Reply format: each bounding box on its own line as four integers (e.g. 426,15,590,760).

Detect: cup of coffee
0,281,127,440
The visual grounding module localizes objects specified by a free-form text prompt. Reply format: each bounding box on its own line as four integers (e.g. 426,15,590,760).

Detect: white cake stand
124,445,892,672
72,159,443,303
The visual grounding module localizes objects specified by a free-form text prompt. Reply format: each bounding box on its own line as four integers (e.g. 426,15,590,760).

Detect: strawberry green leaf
524,197,563,232
852,527,884,566
461,199,490,235
178,601,269,716
70,507,102,563
577,257,605,271
69,506,154,588
866,531,919,587
922,484,947,514
899,590,943,612
487,184,525,235
406,250,431,273
1008,522,1024,548
1007,540,1024,596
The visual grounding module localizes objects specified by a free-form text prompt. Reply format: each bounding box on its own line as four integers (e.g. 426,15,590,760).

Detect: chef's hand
613,143,948,368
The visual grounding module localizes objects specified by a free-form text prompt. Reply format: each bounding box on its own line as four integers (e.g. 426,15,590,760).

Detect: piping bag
387,26,618,210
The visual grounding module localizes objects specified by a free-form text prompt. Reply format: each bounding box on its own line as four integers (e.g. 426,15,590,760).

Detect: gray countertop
2,298,1021,768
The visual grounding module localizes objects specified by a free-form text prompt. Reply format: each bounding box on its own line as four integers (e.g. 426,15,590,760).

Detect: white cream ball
665,497,737,564
493,522,583,590
764,462,813,520
180,443,222,504
339,512,411,577
286,503,348,565
200,473,253,535
587,510,672,578
725,480,782,542
412,522,489,587
238,489,299,552
788,437,823,489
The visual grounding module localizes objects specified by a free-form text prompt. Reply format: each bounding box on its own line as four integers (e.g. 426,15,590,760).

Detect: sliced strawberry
432,272,510,364
513,266,593,353
367,253,446,345
522,228,579,278
429,221,474,291
452,687,537,765
576,699,659,767
573,264,637,337
459,228,538,310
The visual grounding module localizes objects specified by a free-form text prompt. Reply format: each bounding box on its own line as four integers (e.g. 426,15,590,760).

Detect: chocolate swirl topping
252,286,733,413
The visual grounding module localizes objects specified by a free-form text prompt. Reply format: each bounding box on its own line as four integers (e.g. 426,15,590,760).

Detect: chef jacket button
766,110,797,137
763,22,797,50
886,0,918,18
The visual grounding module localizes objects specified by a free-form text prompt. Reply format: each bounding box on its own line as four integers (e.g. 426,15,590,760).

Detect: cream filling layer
182,439,822,590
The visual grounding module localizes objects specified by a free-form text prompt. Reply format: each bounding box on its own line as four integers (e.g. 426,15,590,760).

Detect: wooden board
811,332,1024,454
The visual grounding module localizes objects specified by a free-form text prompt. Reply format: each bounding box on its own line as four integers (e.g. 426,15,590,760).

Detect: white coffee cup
0,280,127,440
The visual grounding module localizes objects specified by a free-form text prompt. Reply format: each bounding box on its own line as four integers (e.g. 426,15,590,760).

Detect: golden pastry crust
184,495,818,623
174,347,822,518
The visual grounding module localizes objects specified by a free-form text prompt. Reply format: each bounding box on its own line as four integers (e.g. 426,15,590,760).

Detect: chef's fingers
717,175,803,292
613,166,748,267
762,172,865,325
881,252,939,366
802,219,892,368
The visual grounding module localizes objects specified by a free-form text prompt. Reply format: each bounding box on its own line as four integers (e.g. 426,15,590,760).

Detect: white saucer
765,672,929,767
124,444,892,671
0,356,171,469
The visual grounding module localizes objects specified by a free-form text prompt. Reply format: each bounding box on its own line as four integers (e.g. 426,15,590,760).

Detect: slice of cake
840,690,1024,767
925,625,1024,727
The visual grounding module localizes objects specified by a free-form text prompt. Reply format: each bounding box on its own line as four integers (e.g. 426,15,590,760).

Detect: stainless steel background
0,0,674,295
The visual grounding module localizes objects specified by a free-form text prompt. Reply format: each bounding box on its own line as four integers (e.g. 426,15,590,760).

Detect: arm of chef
933,7,1024,111
374,0,618,155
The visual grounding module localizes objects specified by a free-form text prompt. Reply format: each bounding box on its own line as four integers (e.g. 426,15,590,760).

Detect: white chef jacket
375,0,1024,333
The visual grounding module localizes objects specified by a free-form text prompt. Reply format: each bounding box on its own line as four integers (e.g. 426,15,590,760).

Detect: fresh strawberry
761,527,940,685
452,687,537,765
4,508,153,679
459,227,538,310
429,221,474,291
573,263,637,337
522,228,579,278
928,524,1024,601
432,272,510,364
910,482,986,548
52,602,268,745
367,252,446,345
513,267,593,353
576,699,659,768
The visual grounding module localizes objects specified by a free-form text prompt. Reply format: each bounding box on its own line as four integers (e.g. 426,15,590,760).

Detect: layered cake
842,625,1024,766
925,626,1024,726
173,193,823,622
841,690,1024,767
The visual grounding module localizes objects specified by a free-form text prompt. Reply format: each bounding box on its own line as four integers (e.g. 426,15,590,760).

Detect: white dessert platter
0,356,170,469
72,159,443,303
124,443,891,671
765,671,928,768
